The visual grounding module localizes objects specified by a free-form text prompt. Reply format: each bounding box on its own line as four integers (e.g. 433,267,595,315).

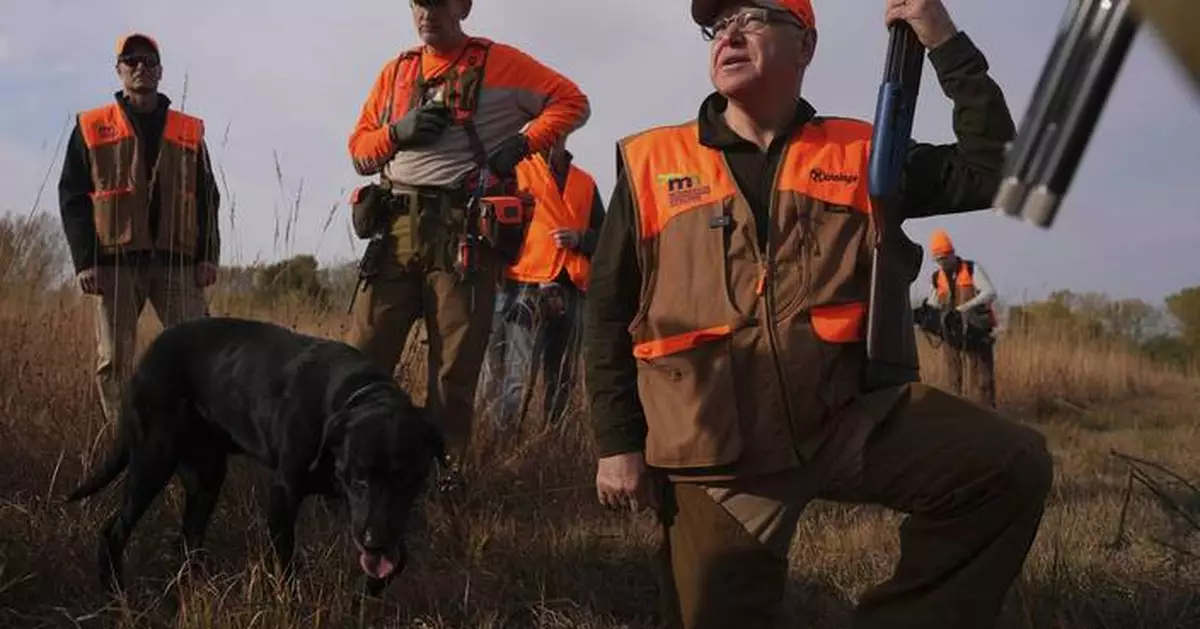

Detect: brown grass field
1,285,1199,628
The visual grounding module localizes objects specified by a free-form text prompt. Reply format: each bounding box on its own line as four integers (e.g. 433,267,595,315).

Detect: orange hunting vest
377,37,493,131
78,102,204,257
620,116,881,475
935,260,997,326
506,154,595,290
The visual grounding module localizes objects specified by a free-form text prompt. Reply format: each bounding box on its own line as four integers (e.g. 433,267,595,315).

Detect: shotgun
994,0,1141,228
864,21,926,391
345,232,387,315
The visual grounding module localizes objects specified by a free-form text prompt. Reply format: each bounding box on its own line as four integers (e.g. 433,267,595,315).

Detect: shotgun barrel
864,21,926,391
993,0,1093,217
995,0,1142,228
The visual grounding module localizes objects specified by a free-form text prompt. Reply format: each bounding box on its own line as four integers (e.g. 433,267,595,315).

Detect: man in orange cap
585,1,1051,627
921,229,999,407
58,32,221,424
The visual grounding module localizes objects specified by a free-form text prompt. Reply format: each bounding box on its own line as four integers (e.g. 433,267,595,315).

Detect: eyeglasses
700,7,804,42
119,54,160,69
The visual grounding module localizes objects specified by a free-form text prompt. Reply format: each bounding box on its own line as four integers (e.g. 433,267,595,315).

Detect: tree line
2,211,1198,369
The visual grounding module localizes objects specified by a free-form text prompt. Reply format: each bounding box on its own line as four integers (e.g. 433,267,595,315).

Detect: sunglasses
119,54,160,69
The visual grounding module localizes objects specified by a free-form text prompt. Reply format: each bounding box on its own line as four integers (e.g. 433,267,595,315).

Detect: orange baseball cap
115,32,160,57
929,229,955,257
691,0,816,29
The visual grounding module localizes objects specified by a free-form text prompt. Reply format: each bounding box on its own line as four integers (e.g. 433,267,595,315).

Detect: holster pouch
478,194,533,265
350,184,394,240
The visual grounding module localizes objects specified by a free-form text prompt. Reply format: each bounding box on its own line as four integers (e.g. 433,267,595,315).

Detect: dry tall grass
1,281,1199,628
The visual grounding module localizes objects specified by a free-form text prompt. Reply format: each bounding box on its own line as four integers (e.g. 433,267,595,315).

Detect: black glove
487,134,531,177
390,102,452,150
350,183,391,238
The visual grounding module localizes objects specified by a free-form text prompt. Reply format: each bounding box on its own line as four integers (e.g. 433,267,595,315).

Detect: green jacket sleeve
583,156,647,457
900,31,1018,219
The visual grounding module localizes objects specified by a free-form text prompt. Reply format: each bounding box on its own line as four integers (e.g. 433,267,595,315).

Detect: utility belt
349,179,532,270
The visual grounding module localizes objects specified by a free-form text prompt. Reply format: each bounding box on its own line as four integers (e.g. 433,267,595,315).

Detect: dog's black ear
418,407,447,466
310,411,348,472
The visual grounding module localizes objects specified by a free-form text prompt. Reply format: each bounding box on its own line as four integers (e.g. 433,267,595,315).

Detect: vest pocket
633,326,743,469
809,302,867,414
91,190,135,247
810,302,866,343
776,307,866,449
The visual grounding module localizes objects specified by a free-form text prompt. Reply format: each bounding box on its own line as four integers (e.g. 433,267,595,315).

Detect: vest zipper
717,146,801,460
760,153,800,459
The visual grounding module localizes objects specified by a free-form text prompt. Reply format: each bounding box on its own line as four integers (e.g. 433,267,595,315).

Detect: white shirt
925,260,997,312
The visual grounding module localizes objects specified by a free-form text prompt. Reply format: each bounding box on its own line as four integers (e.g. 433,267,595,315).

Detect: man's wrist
596,445,645,460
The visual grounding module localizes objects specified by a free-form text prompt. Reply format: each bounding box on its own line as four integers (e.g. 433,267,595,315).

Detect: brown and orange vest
78,102,205,258
934,260,997,326
506,153,596,291
620,117,883,475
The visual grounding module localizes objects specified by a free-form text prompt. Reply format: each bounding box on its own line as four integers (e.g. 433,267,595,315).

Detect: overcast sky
1,0,1197,305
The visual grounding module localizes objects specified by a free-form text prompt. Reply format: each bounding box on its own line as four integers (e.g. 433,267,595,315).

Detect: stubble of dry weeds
1,293,1198,628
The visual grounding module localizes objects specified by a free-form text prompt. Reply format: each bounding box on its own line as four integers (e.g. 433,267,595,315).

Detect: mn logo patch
656,172,712,207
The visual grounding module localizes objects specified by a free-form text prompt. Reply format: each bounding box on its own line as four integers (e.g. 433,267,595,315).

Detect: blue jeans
478,279,581,428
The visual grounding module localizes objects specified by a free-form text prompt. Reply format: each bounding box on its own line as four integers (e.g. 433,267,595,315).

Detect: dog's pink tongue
359,552,396,580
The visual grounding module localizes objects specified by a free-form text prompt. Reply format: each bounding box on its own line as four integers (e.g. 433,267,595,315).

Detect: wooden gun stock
864,22,925,391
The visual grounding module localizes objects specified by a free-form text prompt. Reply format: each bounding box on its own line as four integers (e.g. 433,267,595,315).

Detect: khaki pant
656,383,1053,629
943,339,996,409
345,246,498,462
94,263,209,422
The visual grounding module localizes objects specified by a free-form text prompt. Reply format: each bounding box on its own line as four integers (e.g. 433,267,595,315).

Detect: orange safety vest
620,116,881,475
934,259,997,327
78,102,205,257
506,153,596,291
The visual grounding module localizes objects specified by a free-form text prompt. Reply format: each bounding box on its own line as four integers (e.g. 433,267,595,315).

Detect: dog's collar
340,381,392,410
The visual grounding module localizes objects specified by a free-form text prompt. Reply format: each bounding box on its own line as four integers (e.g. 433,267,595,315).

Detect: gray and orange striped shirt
348,37,590,189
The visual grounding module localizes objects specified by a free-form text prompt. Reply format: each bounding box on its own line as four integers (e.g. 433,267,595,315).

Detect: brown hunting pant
345,248,498,462
94,262,209,422
943,338,997,409
656,383,1053,629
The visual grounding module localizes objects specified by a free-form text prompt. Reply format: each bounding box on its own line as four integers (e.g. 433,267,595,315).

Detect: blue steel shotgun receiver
864,21,925,391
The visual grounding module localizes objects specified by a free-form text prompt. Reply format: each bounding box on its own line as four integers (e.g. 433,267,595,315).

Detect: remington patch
809,168,859,185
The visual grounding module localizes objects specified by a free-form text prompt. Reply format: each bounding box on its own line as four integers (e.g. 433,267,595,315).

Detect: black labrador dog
65,316,445,598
